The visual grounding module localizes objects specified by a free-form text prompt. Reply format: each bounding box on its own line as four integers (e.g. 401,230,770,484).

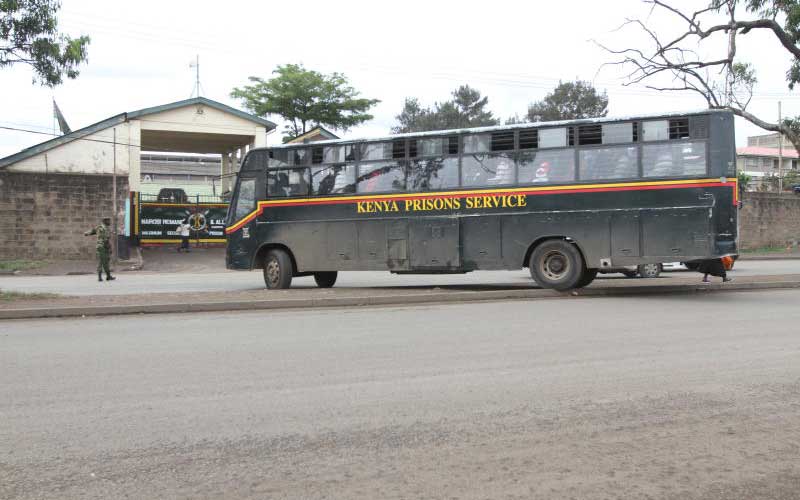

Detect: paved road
2,259,800,296
2,290,800,499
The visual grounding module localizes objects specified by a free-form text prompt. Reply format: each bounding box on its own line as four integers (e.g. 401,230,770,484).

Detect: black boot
98,272,103,282
106,273,116,281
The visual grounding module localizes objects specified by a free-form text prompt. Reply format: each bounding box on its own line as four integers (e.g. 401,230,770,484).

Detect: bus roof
264,108,731,150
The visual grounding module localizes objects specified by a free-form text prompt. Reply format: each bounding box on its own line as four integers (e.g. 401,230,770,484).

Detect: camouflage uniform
85,221,115,281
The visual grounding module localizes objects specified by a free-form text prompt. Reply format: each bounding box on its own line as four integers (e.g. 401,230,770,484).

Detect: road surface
1,259,799,296
2,289,800,499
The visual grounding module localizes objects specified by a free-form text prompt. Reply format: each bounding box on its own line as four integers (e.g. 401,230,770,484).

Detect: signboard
137,201,229,244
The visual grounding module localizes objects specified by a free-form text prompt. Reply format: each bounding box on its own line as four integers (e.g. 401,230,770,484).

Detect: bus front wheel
314,271,338,288
529,240,584,290
263,249,293,289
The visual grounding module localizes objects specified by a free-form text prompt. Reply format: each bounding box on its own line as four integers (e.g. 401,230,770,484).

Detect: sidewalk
3,273,800,320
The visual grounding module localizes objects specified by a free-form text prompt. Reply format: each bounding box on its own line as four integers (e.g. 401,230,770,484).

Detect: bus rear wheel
263,249,293,289
314,271,338,288
576,268,598,288
529,240,584,291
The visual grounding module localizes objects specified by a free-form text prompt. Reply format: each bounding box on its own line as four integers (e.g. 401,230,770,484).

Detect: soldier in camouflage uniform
84,217,116,282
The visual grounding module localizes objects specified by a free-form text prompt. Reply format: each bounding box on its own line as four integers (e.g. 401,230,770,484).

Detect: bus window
463,134,491,154
518,149,575,184
357,161,405,193
642,141,706,177
407,157,459,191
268,168,310,197
233,178,256,220
268,149,290,168
323,145,356,163
539,128,568,148
462,153,515,187
360,142,393,161
580,146,638,180
312,165,356,194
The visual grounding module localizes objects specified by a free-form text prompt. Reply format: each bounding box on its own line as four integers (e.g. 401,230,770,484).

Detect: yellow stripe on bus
225,177,736,233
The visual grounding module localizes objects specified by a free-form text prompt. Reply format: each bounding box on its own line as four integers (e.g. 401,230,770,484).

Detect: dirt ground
11,245,228,276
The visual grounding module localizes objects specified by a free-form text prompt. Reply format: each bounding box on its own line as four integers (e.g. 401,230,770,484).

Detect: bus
225,110,737,290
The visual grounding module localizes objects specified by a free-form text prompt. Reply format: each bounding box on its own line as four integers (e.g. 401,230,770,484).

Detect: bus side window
312,165,356,195
268,169,310,197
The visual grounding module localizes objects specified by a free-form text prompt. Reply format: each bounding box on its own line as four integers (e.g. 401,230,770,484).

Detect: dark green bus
226,110,737,290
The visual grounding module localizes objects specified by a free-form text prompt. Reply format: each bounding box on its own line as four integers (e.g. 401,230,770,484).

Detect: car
597,263,662,279
156,188,189,203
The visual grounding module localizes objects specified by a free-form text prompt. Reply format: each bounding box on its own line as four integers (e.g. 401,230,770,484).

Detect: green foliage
526,80,608,122
392,85,499,133
737,171,752,196
230,64,379,142
0,0,90,86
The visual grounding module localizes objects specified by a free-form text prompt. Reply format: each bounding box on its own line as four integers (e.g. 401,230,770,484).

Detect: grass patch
0,260,48,272
740,246,794,254
0,290,62,302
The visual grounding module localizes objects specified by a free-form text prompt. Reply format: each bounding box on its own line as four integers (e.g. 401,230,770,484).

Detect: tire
263,249,293,289
637,263,662,278
529,240,585,290
314,271,338,288
576,268,598,288
622,270,638,278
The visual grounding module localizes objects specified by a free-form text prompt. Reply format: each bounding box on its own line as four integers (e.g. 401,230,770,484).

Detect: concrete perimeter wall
739,192,800,250
0,172,128,260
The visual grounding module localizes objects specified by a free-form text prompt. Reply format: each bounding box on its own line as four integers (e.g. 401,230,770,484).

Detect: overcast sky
1,0,798,158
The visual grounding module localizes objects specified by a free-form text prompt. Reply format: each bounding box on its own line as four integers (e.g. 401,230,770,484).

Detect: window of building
406,157,459,191
311,165,356,195
462,153,515,187
323,145,355,163
579,146,638,180
642,141,706,177
491,131,515,151
518,149,575,184
357,161,405,193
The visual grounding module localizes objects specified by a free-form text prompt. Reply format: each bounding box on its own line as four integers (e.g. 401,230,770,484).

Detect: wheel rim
642,264,658,276
265,258,281,287
539,250,570,282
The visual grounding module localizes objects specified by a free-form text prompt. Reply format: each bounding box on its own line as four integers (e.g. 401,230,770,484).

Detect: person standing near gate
84,217,115,282
176,218,191,252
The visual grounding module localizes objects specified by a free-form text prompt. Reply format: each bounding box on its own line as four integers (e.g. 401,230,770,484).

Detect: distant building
139,154,222,200
737,132,799,191
286,126,340,144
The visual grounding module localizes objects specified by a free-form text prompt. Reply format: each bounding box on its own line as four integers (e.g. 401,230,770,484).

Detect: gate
132,192,229,246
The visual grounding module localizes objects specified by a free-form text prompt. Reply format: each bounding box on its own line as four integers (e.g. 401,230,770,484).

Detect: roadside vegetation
0,290,61,302
0,260,48,272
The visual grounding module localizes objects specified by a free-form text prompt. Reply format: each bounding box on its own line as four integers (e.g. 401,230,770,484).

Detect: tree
230,64,379,142
599,0,800,153
392,85,499,133
1,0,90,86
526,80,609,122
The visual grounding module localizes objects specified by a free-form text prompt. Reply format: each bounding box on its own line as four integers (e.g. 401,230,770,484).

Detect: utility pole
190,55,201,98
112,127,118,262
778,101,783,194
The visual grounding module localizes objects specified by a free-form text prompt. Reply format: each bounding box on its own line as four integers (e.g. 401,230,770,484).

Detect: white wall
6,123,135,176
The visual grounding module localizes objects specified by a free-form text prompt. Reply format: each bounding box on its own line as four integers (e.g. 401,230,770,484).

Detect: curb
738,254,800,260
2,280,800,320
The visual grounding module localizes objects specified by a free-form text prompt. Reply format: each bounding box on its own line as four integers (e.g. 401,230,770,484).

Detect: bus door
227,175,259,268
